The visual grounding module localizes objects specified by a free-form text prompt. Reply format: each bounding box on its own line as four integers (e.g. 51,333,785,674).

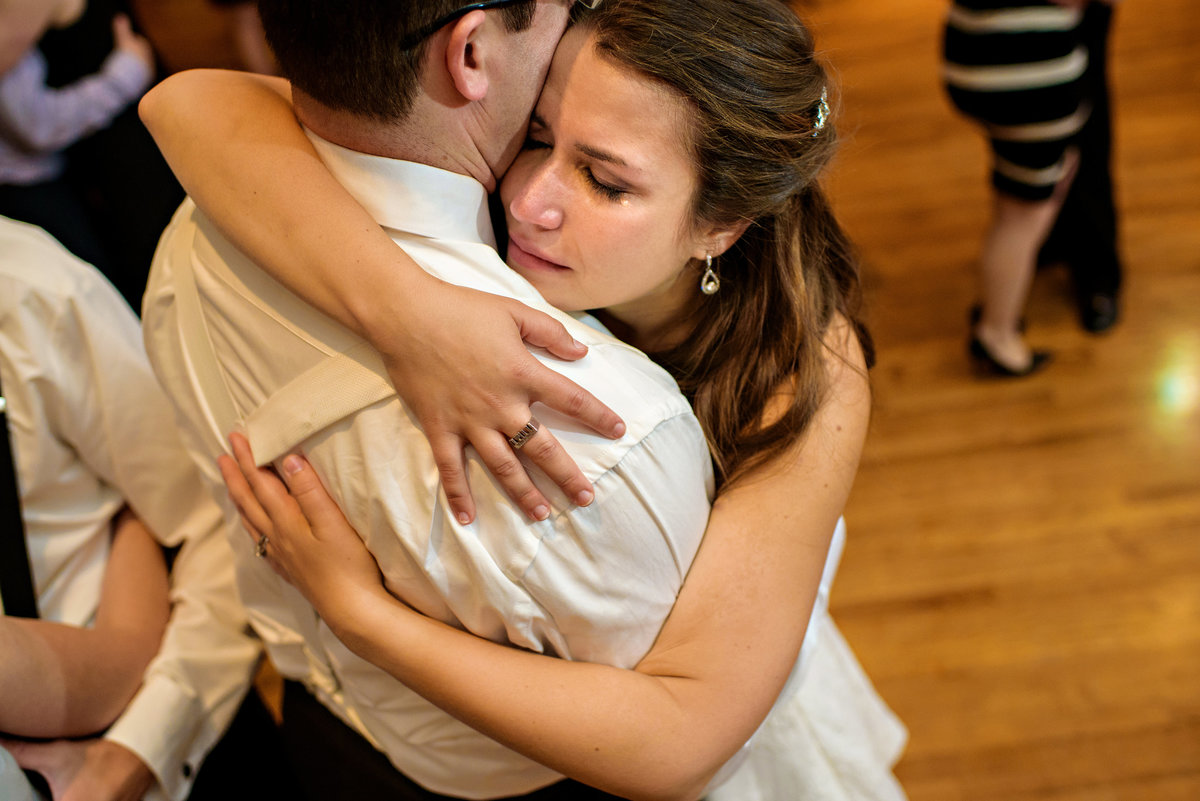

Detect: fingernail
572,338,585,350
283,455,304,475
533,504,550,521
456,511,471,525
612,422,626,438
575,489,594,507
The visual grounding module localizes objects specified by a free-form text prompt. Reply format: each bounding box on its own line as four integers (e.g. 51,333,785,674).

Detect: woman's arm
139,70,624,524
0,509,169,738
222,327,871,801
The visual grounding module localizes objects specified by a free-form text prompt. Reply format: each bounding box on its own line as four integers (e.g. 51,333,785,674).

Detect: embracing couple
140,1,906,800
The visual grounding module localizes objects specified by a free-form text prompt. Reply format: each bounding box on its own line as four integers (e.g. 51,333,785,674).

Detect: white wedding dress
705,519,908,801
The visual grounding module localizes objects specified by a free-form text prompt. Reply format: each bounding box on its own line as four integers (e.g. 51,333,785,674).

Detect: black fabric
184,690,301,800
51,105,185,312
942,1,1088,200
0,369,38,619
11,693,294,799
0,180,112,276
37,0,132,86
1038,2,1121,298
944,24,1077,69
280,681,628,801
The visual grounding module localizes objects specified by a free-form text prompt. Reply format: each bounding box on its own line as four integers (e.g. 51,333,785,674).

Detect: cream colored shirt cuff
104,674,206,801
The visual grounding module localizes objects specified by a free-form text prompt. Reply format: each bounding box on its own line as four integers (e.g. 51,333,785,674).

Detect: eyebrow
530,111,634,170
576,142,629,168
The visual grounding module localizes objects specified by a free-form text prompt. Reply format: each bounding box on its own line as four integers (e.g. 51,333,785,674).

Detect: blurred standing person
18,0,184,310
0,0,159,308
943,0,1119,376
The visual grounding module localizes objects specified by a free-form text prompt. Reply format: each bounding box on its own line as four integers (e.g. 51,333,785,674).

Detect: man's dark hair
256,0,538,121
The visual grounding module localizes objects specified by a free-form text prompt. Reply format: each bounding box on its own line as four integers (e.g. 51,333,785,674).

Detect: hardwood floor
801,1,1200,798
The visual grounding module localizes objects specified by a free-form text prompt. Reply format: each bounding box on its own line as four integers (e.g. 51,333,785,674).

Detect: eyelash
523,134,627,202
583,169,626,201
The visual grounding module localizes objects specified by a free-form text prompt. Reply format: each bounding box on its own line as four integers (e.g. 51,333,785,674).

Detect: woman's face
500,27,714,343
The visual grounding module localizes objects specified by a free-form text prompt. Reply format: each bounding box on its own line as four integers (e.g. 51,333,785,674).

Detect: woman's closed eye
521,123,628,201
582,167,626,201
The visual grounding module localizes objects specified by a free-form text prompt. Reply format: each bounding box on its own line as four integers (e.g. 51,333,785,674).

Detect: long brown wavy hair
578,0,874,488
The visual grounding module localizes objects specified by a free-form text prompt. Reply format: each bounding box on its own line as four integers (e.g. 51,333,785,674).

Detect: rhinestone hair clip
812,87,830,137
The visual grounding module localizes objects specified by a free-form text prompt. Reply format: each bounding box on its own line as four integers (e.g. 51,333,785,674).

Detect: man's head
257,0,576,183
257,0,538,121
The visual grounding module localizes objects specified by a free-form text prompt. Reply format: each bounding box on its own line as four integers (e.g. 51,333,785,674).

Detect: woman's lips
507,234,570,274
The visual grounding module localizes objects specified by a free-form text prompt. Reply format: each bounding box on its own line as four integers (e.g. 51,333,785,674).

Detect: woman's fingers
217,452,272,545
512,302,589,361
512,308,625,440
219,450,288,585
539,376,625,440
277,452,353,538
428,433,476,525
472,431,555,522
511,425,595,509
228,433,298,522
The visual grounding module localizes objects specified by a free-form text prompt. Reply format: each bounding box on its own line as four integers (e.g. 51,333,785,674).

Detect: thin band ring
507,418,540,450
255,535,270,559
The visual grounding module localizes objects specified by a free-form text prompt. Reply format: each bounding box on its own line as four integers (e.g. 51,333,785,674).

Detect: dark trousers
185,690,302,801
280,681,627,801
0,180,112,278
16,691,296,801
1039,2,1122,299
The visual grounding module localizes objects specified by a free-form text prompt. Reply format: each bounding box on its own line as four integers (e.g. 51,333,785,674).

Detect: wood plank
805,0,1200,796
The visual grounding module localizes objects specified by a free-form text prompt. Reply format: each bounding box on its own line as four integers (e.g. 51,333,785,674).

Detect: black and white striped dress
943,0,1090,200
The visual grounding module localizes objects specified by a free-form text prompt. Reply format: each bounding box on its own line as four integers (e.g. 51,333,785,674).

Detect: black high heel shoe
968,336,1052,377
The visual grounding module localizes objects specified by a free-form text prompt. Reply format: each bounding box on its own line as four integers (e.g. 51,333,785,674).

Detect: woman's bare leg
974,149,1080,371
0,510,169,738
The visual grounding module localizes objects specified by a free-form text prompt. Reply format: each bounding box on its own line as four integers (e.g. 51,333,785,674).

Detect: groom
143,1,714,799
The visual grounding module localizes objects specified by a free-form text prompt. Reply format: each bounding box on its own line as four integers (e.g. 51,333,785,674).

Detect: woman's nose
509,161,564,230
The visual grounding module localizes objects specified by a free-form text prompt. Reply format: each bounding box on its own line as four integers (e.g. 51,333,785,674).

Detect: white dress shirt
142,133,715,799
0,216,260,801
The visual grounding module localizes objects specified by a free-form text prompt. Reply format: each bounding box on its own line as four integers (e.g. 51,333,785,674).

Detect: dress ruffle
704,517,907,801
707,610,907,801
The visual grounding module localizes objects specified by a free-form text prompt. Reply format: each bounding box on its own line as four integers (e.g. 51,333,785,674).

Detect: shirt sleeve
40,258,260,801
517,411,715,669
0,47,151,154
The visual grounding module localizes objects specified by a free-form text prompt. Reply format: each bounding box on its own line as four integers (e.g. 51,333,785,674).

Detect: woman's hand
218,433,387,627
365,276,625,525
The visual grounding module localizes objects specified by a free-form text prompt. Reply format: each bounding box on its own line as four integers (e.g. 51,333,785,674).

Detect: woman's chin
509,270,587,312
530,285,586,313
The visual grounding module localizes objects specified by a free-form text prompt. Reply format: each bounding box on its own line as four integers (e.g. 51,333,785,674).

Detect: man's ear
443,10,490,102
697,219,752,261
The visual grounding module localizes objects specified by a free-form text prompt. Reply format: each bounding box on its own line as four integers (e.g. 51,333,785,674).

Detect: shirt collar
304,129,497,249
